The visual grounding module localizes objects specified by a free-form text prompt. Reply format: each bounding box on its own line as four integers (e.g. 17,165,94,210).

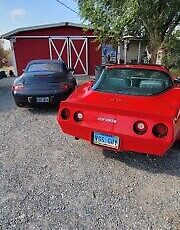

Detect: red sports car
57,64,180,156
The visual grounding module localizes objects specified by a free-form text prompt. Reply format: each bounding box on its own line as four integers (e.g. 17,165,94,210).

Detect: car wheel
173,141,180,149
15,102,25,107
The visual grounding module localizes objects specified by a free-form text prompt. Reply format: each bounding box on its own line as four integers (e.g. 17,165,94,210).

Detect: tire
15,102,25,107
175,141,180,148
172,141,180,150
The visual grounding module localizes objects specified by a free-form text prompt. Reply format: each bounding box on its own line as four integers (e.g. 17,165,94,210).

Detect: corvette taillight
133,120,148,135
13,83,24,91
74,111,84,122
152,123,168,138
61,108,70,120
60,82,72,92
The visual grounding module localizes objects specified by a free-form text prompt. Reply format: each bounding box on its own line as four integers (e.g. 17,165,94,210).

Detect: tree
163,30,180,69
0,40,10,68
77,0,180,64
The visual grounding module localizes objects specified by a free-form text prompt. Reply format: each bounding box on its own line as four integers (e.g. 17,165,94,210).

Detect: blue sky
0,0,82,35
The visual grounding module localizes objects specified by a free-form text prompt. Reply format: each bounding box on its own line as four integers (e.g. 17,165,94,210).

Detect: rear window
93,68,173,96
27,62,67,73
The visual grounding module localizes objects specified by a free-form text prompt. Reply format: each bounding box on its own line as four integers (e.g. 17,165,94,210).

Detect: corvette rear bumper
59,122,174,156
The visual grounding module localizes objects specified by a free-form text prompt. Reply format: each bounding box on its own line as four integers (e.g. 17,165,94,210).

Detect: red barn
1,22,102,76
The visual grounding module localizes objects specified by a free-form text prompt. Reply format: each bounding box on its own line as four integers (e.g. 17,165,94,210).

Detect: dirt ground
0,77,180,230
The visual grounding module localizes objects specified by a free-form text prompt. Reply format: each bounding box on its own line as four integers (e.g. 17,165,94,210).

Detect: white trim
59,40,67,60
8,35,96,39
86,38,88,75
1,22,92,39
67,37,88,40
50,39,60,58
12,36,50,39
49,39,52,59
117,42,121,64
49,38,68,62
69,37,72,68
137,40,141,63
69,38,88,75
10,39,17,75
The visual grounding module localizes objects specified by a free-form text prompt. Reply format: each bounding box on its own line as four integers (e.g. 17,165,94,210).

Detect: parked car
12,59,77,107
57,64,180,156
0,71,7,79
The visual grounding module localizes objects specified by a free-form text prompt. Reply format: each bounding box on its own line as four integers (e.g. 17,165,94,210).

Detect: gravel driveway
0,78,180,230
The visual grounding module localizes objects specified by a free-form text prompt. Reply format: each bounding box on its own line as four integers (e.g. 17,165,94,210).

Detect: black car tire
175,141,180,148
15,102,25,107
172,141,180,150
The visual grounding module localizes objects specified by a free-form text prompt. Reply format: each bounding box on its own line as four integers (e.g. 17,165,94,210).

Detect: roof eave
1,22,91,40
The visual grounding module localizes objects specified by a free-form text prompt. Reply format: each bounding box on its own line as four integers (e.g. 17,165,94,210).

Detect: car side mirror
86,80,94,90
90,76,95,81
90,80,95,86
174,77,180,84
67,67,74,72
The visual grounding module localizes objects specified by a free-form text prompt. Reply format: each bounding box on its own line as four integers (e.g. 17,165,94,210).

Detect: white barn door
69,38,88,75
49,37,88,75
49,37,70,67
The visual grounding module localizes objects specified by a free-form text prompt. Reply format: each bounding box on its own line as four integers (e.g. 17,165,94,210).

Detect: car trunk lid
70,84,178,119
23,71,67,92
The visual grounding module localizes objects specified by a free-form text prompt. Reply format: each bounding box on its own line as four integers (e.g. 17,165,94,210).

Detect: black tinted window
93,68,173,96
27,62,67,73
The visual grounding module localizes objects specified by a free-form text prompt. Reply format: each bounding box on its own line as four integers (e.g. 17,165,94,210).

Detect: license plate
93,132,119,149
36,97,49,103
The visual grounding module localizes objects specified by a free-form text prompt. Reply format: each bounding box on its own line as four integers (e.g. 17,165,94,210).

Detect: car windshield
93,68,173,96
27,62,66,73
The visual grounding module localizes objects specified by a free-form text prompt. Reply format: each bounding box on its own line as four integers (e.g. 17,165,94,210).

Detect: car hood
66,81,179,118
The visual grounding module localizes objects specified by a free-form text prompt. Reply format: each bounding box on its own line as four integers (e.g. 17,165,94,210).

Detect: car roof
27,59,65,65
107,64,170,74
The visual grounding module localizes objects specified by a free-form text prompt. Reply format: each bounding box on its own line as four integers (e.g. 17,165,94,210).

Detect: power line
54,0,80,15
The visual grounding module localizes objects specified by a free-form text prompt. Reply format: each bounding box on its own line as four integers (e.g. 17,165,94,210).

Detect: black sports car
12,59,77,107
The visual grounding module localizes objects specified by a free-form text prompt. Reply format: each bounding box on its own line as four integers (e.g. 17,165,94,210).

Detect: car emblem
110,98,123,102
97,117,117,124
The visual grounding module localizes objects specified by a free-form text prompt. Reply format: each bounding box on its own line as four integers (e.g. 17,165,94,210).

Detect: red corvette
57,64,180,156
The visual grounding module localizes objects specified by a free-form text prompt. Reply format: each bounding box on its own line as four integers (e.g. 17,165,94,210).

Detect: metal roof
1,22,91,39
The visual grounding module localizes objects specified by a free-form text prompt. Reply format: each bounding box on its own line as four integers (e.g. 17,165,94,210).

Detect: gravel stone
0,78,180,230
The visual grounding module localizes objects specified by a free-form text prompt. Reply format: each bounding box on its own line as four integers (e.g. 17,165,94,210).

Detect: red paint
57,64,180,156
16,26,94,37
14,39,50,75
12,25,101,76
88,38,101,75
108,64,170,73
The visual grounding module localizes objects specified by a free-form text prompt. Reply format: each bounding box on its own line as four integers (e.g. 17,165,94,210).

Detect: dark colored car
0,71,7,79
12,59,77,107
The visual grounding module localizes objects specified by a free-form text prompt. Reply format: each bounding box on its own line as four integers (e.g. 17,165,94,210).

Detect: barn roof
1,22,90,39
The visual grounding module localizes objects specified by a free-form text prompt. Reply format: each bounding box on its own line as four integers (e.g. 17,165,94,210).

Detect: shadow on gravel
103,145,180,177
27,105,59,116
